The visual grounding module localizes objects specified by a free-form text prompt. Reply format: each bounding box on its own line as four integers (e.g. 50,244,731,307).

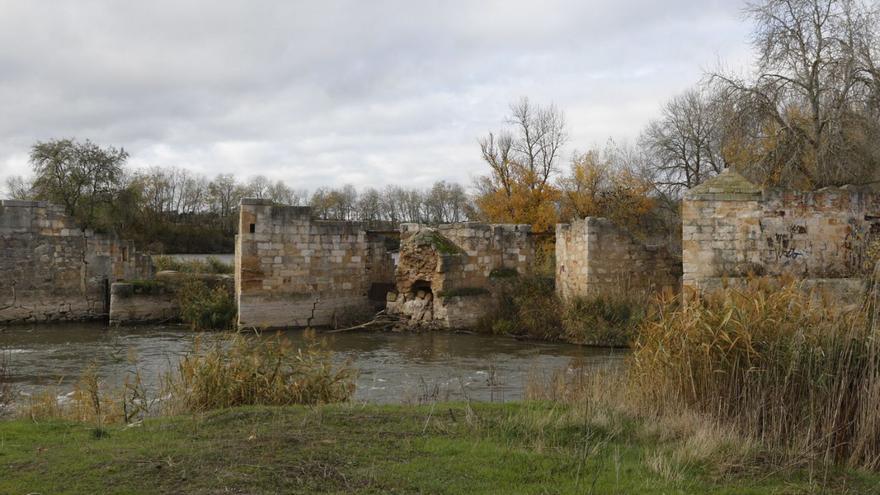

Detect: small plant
178,277,237,330
0,351,13,414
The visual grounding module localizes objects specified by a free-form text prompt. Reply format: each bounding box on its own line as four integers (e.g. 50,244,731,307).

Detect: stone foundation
0,200,153,324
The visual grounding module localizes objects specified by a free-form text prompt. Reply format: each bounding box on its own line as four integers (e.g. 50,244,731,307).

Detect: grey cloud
0,0,752,193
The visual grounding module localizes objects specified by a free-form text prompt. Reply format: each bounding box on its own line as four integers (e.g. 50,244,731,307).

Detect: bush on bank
177,277,237,331
480,274,645,346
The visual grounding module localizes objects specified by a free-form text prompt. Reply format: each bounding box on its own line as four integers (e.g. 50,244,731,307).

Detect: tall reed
632,275,880,469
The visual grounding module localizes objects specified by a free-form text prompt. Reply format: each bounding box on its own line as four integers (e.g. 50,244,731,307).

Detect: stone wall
235,199,396,329
0,200,153,324
109,271,234,325
387,222,534,329
682,169,880,293
556,217,681,301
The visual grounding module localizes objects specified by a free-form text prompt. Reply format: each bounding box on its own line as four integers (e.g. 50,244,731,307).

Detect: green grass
2,402,877,494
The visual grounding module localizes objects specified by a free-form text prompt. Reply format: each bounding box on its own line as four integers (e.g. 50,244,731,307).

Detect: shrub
23,363,150,426
479,275,563,340
632,277,880,469
162,332,356,413
20,333,355,423
561,293,647,346
153,255,233,274
178,278,237,331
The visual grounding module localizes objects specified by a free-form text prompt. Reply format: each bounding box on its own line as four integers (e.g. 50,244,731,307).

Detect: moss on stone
489,267,519,278
410,230,462,255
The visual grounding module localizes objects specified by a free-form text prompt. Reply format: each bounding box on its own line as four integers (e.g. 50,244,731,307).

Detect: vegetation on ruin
177,278,237,331
488,267,519,278
4,401,879,494
152,255,233,274
127,279,171,295
410,229,463,255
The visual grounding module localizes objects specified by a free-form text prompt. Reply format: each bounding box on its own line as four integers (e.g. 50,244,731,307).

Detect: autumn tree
559,147,656,236
475,97,567,231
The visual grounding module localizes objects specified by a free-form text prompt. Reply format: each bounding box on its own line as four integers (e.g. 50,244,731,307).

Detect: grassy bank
3,402,878,494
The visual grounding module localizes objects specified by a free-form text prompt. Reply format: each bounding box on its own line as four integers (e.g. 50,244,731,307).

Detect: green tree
30,138,128,228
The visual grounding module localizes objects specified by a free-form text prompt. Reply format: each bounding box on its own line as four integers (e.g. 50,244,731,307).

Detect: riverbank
2,402,877,494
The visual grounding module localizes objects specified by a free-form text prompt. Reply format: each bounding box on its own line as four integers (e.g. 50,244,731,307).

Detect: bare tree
507,97,568,188
714,0,880,186
4,175,33,200
641,87,728,194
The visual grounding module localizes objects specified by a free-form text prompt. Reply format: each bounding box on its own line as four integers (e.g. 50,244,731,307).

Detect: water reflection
0,323,626,404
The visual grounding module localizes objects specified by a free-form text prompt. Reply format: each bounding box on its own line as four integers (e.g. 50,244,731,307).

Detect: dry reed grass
161,331,356,414
20,331,356,424
631,274,880,470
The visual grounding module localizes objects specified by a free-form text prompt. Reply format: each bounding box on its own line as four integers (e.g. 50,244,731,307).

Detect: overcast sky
0,0,754,194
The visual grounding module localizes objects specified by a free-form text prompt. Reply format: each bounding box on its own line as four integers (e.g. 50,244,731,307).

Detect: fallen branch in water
323,312,401,334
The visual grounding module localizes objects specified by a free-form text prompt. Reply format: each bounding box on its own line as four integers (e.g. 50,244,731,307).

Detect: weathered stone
683,170,880,294
1,201,153,324
387,223,533,329
235,200,396,329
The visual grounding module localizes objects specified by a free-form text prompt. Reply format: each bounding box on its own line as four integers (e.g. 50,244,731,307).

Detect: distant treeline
4,141,472,253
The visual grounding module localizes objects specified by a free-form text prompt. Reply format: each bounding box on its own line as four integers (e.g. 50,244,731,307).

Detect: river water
1,323,625,404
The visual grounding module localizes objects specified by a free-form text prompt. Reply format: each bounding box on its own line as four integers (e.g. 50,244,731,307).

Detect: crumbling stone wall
683,169,880,296
235,199,395,329
556,217,680,301
0,200,153,324
387,222,534,329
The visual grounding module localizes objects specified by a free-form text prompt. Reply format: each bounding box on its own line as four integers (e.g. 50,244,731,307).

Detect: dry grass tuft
161,332,356,415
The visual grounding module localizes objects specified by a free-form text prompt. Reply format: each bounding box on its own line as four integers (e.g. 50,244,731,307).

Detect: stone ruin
682,168,880,300
0,200,153,324
555,217,680,301
235,199,397,329
385,222,534,328
9,168,876,330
